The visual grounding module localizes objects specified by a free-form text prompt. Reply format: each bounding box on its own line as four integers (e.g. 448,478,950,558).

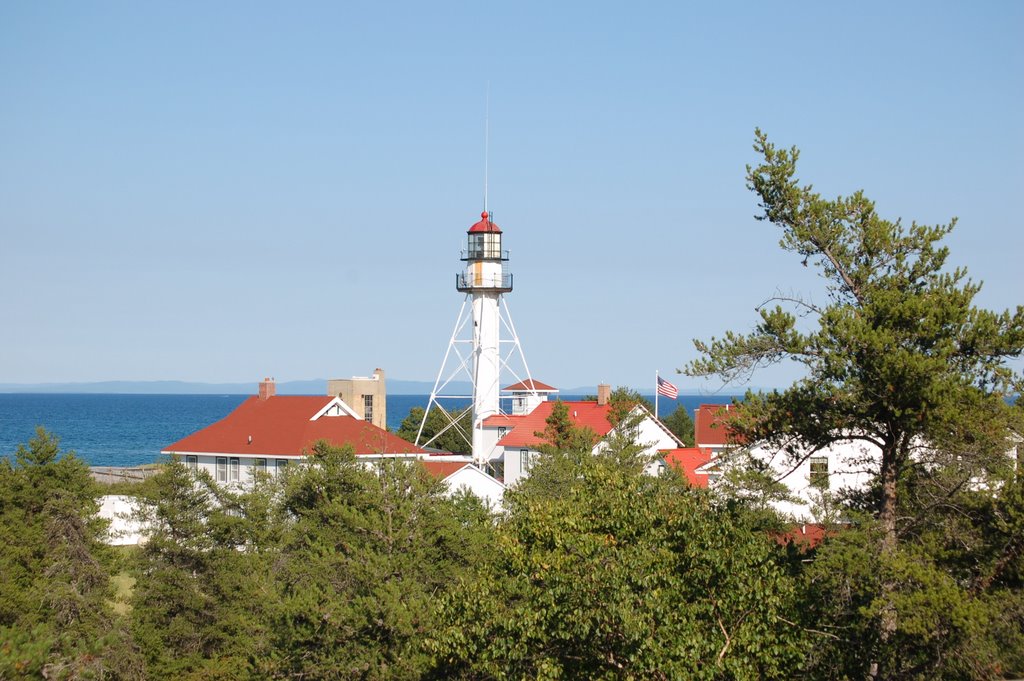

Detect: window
255,458,267,475
363,394,374,423
521,449,532,472
497,426,507,438
483,233,501,258
276,459,288,476
467,232,502,259
216,457,227,483
809,456,829,489
488,460,505,482
229,457,240,483
185,455,198,471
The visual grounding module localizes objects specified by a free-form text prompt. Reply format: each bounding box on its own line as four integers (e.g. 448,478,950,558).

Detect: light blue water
0,393,740,467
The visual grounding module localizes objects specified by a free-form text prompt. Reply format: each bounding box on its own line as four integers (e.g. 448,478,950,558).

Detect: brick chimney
258,377,276,400
597,383,611,406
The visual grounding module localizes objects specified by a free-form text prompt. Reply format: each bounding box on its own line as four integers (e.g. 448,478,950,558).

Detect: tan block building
327,368,387,430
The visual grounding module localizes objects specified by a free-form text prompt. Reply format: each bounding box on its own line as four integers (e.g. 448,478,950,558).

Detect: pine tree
267,441,493,679
686,130,1024,679
130,459,279,678
0,428,142,679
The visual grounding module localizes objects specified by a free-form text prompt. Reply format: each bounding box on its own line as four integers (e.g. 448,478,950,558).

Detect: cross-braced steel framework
416,293,540,464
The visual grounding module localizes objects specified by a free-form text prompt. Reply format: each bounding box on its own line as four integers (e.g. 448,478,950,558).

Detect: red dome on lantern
468,211,502,234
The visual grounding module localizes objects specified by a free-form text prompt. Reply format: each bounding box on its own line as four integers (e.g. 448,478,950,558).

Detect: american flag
657,376,679,399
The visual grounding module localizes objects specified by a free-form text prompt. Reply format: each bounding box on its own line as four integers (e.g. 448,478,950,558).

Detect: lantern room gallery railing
460,248,510,261
456,272,513,293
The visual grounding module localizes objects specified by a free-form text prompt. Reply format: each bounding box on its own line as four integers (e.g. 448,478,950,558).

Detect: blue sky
1,2,1021,391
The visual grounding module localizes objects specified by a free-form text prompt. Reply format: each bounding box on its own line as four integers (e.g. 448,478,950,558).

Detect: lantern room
463,211,508,261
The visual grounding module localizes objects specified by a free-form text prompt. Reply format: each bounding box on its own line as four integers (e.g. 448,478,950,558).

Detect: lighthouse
418,210,539,468
460,210,510,457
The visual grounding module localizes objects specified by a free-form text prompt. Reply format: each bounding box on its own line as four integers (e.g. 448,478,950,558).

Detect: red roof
774,523,830,550
163,396,425,457
496,401,612,448
661,448,714,487
503,379,557,392
419,460,471,479
468,211,502,233
482,414,523,428
694,403,742,446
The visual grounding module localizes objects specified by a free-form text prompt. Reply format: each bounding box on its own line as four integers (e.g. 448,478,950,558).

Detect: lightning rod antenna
484,81,490,215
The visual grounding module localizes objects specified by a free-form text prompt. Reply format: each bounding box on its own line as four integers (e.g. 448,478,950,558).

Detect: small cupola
466,211,503,260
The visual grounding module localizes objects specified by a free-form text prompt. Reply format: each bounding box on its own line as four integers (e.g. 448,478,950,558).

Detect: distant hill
0,379,768,396
0,378,474,395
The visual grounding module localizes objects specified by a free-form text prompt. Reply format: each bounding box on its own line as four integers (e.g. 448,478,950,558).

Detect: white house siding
706,439,880,522
594,412,682,476
441,466,506,510
175,452,430,487
499,411,681,488
479,426,505,463
502,447,536,488
179,453,294,485
99,495,146,546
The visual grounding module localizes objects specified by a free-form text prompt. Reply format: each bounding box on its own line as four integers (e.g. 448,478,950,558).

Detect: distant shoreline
0,379,770,396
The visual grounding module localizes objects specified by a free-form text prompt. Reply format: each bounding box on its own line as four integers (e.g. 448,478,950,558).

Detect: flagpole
655,369,659,420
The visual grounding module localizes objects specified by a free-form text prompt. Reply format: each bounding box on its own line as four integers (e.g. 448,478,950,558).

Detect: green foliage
604,386,653,428
129,458,281,679
661,405,695,446
516,394,653,511
689,131,1024,492
128,441,494,680
686,130,1024,677
397,405,472,455
0,428,142,680
534,399,599,456
712,450,799,532
428,453,803,679
266,442,493,679
797,509,1024,680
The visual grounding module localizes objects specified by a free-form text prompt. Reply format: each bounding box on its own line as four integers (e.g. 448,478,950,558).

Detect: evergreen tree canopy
687,130,1024,541
686,130,1024,679
427,449,803,679
397,405,472,455
661,405,695,446
0,428,141,680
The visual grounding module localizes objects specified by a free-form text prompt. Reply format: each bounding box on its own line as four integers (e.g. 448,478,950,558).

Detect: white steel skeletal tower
417,211,541,467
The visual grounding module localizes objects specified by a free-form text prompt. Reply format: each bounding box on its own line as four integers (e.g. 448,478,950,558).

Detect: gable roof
661,447,714,487
481,414,524,428
163,395,425,457
495,400,613,448
503,379,557,392
694,403,742,446
419,460,473,479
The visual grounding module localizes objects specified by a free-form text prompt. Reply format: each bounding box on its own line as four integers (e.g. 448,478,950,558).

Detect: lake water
0,393,741,467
